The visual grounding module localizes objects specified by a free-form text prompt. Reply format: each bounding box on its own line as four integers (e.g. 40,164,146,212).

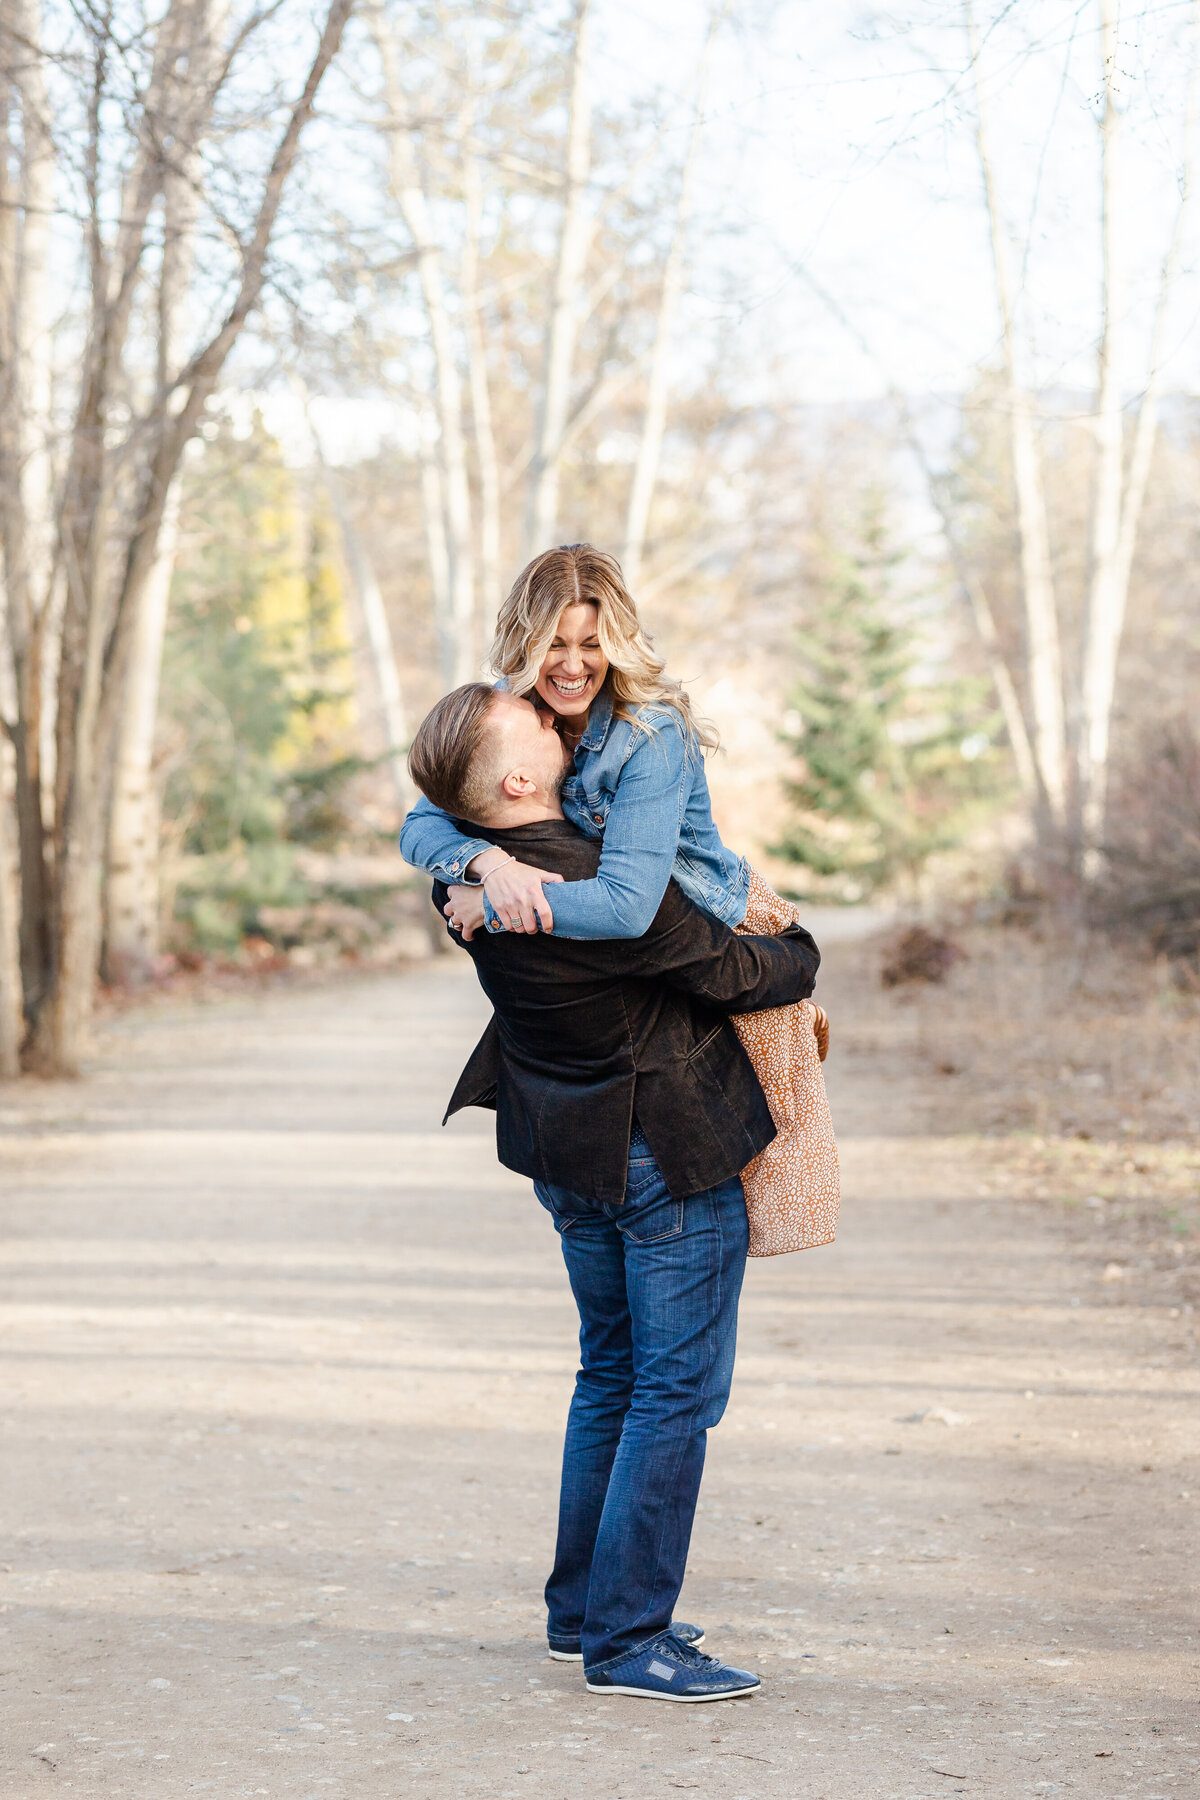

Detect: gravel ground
0,946,1197,1799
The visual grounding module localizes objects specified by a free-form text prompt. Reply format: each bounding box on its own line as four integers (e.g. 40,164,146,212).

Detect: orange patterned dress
732,869,841,1256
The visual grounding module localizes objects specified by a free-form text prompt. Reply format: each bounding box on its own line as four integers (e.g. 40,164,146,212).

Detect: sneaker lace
665,1635,719,1671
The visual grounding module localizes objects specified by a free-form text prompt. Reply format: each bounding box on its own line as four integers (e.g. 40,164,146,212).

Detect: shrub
1098,716,1200,973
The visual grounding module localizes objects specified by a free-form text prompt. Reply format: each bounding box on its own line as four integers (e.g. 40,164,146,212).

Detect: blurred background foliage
158,418,388,956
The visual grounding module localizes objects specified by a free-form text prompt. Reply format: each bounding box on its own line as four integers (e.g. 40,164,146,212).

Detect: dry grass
885,920,1200,1145
830,919,1200,1313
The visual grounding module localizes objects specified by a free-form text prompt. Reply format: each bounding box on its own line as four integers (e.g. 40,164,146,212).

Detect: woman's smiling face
534,601,608,720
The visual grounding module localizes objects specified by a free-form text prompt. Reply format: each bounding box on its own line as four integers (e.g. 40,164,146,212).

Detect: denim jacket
399,688,750,939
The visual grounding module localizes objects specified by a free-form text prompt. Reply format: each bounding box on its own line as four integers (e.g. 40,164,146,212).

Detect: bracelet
480,853,516,887
457,851,515,889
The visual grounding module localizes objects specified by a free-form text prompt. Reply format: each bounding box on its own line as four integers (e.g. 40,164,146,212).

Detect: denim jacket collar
578,686,615,753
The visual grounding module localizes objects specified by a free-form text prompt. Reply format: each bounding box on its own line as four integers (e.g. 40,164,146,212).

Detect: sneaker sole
549,1632,704,1664
584,1679,757,1703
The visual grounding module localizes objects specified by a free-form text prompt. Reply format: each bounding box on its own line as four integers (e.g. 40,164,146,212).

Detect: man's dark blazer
436,816,820,1204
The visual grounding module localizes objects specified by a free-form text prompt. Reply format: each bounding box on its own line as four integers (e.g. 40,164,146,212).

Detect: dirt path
1,944,1197,1799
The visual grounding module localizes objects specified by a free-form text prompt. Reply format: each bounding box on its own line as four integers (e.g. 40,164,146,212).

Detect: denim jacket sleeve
398,793,495,885
535,717,691,940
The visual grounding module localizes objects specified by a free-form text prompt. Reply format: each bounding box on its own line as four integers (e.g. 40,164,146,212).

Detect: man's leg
571,1150,749,1674
536,1197,634,1655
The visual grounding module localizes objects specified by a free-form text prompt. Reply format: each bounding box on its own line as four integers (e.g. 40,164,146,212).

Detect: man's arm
605,882,819,1013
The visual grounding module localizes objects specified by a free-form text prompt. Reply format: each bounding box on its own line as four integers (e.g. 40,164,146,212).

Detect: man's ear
499,767,537,799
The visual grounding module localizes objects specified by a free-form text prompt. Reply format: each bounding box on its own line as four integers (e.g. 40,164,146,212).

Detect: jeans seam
584,1627,671,1676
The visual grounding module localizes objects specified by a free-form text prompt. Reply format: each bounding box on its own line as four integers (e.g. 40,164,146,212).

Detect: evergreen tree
775,507,1000,902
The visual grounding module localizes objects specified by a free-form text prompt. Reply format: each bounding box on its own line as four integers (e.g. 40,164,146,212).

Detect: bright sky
596,0,1200,403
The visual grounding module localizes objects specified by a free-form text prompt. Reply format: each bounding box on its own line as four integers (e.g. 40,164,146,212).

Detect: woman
400,544,747,941
401,543,839,1258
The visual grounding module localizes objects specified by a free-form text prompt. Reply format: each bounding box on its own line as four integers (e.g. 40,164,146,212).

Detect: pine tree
775,508,1000,902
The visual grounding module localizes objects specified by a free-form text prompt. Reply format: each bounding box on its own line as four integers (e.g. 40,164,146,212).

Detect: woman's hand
481,857,564,933
444,885,486,941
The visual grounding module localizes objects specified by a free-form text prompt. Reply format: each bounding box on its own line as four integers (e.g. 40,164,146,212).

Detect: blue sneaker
548,1620,705,1663
585,1632,760,1703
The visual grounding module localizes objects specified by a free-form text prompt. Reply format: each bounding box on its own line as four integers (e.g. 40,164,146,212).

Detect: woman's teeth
552,676,588,695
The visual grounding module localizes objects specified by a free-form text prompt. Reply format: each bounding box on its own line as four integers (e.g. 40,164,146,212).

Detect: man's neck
482,794,565,829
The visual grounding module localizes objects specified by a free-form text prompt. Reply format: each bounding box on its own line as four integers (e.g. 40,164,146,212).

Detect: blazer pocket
686,1021,725,1061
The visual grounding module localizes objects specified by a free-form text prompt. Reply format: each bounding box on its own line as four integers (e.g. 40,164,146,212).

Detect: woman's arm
399,793,499,884
401,795,563,932
511,716,692,940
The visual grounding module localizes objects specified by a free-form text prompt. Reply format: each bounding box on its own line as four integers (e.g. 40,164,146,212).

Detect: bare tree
524,0,594,556
964,0,1199,870
1077,0,1200,875
104,0,224,981
461,115,503,624
621,10,718,591
306,404,413,815
965,0,1067,836
0,0,57,1040
375,6,476,684
0,0,354,1072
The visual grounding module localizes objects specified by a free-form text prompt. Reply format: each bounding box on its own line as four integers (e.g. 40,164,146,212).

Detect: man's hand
478,859,564,934
445,885,486,941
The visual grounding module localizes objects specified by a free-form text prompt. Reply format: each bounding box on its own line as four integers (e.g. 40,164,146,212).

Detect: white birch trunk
0,746,23,1075
524,0,593,557
966,2,1068,831
461,139,502,626
1078,0,1200,874
621,17,714,590
10,0,56,627
102,474,182,978
319,455,412,814
1077,0,1126,875
342,519,412,814
376,20,475,682
0,0,58,1042
418,405,455,687
105,0,222,978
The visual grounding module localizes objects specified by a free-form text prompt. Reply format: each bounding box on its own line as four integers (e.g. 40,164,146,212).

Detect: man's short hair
407,682,504,822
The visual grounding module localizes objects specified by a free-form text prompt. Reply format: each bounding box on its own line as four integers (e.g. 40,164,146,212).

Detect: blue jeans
534,1127,748,1672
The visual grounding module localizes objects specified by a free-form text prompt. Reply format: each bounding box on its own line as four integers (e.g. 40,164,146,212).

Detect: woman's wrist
464,845,508,883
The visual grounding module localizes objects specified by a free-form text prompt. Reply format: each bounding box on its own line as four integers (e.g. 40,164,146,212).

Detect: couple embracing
401,543,836,1704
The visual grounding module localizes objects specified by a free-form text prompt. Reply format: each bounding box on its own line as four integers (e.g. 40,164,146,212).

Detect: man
406,683,820,1703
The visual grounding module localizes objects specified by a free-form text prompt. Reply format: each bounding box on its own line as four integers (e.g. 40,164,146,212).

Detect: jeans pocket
625,1156,658,1200
618,1192,685,1244
534,1182,580,1233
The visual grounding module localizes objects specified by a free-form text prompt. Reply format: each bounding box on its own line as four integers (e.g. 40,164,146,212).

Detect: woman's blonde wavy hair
489,544,718,751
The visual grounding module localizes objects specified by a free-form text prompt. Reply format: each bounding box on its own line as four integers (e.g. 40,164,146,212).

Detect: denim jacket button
593,814,603,824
